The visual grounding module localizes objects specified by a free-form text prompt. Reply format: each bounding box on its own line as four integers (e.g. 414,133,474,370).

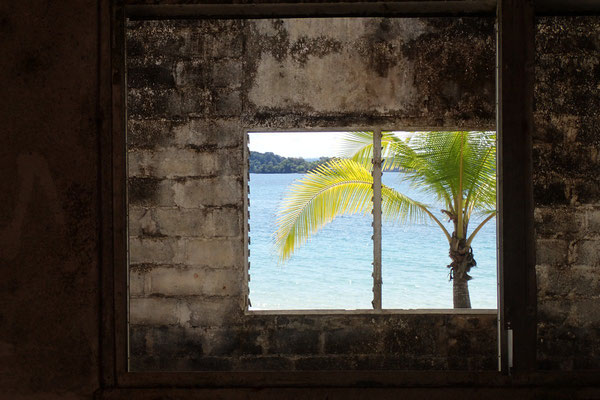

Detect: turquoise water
248,172,498,310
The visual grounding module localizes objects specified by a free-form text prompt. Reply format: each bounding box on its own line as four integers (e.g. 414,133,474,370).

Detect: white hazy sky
248,132,347,158
249,131,412,158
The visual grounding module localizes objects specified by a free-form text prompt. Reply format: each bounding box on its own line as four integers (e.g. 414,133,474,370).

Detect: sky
248,131,347,158
248,131,412,158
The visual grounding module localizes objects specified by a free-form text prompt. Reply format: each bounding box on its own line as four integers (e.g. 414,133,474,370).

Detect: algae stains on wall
244,18,495,128
401,18,495,123
126,17,497,372
246,18,423,114
534,17,600,370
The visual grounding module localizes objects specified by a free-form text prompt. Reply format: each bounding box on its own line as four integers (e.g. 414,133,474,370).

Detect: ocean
248,172,498,310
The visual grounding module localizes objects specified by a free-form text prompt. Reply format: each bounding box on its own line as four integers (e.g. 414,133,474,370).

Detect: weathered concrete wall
243,18,495,128
534,17,600,370
130,312,496,371
126,17,497,371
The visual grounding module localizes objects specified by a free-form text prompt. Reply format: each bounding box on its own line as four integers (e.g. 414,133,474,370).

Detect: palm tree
274,131,496,309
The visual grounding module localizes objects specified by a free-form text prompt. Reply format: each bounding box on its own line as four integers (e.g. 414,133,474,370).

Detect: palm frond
462,131,497,217
338,131,408,171
274,158,430,262
394,131,497,225
274,130,497,261
466,210,497,247
386,132,460,210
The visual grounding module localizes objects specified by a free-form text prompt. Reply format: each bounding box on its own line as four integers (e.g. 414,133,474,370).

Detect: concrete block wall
127,20,248,343
126,17,498,371
130,313,496,371
534,17,600,370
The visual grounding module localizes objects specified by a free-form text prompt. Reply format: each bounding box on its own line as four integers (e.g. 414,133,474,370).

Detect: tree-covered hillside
249,151,332,173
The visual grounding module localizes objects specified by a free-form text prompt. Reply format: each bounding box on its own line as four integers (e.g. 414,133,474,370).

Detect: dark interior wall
0,1,599,399
534,16,600,370
0,1,100,399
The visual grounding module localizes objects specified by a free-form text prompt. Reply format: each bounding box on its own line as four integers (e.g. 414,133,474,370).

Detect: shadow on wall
0,153,65,260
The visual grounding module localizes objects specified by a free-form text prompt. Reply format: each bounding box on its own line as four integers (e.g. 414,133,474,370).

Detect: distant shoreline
249,151,332,174
249,151,407,173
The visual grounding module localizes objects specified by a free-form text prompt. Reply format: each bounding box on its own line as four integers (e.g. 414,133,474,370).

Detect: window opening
247,130,497,311
380,131,497,309
247,131,373,310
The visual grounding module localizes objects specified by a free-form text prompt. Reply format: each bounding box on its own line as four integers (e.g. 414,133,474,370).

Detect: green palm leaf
341,131,496,231
338,131,408,171
273,130,497,308
274,131,496,267
461,131,496,220
274,158,429,262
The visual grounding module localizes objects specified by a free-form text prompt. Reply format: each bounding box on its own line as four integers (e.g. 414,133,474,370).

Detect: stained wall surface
126,17,498,371
534,16,600,370
1,2,600,398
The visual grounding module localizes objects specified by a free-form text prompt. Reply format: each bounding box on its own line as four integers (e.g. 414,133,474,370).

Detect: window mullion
371,129,383,310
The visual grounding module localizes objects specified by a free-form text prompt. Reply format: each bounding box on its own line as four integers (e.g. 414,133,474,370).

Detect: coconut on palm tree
274,131,496,309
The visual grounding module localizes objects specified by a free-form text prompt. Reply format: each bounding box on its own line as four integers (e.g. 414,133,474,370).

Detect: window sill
246,308,497,316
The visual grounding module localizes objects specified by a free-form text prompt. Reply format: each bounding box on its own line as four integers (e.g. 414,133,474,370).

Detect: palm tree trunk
453,273,471,308
448,234,475,308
